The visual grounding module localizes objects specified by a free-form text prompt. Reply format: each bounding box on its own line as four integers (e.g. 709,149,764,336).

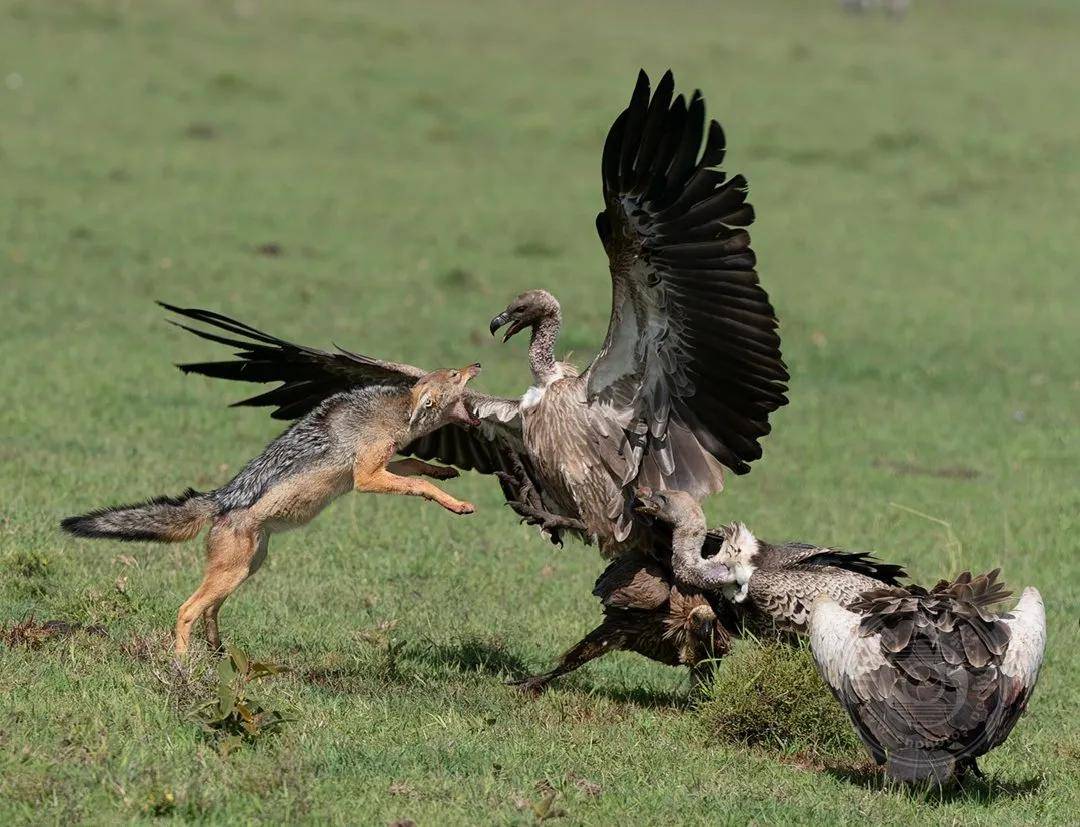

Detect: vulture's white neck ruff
719,523,759,603
521,363,569,410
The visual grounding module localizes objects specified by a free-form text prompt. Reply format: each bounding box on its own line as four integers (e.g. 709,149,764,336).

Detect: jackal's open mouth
451,398,481,428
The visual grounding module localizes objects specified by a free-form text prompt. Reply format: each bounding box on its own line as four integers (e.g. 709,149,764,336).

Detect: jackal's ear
409,390,436,427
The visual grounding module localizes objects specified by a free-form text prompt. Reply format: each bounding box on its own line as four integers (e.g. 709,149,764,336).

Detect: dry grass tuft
699,639,862,765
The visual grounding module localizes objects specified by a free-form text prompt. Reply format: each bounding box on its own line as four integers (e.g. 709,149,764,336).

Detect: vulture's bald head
489,289,561,343
632,488,705,528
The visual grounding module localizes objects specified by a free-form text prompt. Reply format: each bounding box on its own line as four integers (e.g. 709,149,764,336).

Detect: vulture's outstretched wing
584,69,788,497
160,303,425,419
160,303,524,474
399,395,523,474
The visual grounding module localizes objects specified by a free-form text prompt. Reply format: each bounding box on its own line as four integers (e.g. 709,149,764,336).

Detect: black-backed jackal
62,364,481,654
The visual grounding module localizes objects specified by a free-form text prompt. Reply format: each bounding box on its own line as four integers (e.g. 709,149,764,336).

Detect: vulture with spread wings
164,69,788,557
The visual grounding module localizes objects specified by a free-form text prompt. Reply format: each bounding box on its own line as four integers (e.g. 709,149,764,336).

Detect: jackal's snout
461,362,481,381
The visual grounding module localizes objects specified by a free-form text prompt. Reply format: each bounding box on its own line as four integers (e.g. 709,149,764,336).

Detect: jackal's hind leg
175,523,265,655
200,531,269,653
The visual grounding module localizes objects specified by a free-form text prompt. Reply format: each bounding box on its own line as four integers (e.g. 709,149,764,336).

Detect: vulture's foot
957,757,985,780
494,470,537,505
508,501,587,535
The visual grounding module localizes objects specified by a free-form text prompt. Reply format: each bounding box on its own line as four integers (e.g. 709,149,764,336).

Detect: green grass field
2,0,1078,823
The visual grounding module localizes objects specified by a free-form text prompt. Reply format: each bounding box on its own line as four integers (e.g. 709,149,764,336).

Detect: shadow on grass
411,639,688,710
825,764,1044,803
575,681,688,710
410,637,530,678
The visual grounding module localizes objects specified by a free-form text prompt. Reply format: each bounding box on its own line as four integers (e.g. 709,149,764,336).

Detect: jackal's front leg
386,459,460,481
355,466,474,514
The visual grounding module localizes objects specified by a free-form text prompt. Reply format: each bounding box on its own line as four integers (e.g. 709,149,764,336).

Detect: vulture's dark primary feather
767,544,908,587
810,571,1046,784
160,302,525,475
160,302,424,419
587,69,788,480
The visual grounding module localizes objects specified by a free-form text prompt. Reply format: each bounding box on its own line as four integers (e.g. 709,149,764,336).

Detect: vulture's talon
509,502,586,534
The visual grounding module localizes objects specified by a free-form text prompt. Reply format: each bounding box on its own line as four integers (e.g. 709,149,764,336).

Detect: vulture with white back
810,570,1046,784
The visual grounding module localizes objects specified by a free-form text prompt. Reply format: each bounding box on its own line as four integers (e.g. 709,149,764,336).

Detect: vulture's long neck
669,511,716,590
529,310,561,385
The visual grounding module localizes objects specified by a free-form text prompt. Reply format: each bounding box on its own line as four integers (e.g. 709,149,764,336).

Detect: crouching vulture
810,571,1046,784
162,69,787,559
510,547,737,695
509,489,905,692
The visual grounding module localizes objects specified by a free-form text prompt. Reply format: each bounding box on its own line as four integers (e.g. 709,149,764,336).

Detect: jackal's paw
428,466,460,480
449,500,475,515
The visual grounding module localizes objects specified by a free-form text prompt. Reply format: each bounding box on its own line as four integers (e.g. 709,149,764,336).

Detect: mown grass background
2,0,1078,823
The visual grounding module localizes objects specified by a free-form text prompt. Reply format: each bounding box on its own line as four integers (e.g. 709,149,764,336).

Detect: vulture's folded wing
160,302,425,419
161,303,525,478
991,586,1046,747
583,70,788,495
808,599,894,764
769,544,909,587
593,554,671,610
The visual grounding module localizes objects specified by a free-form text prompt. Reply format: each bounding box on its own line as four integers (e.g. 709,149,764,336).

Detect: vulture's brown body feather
740,545,905,636
632,490,906,637
512,491,903,692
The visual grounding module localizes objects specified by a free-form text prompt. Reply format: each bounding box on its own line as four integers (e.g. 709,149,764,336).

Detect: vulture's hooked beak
630,487,665,521
489,310,528,343
688,605,717,644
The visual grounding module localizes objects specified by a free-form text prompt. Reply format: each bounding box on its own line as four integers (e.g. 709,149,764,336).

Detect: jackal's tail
61,488,218,542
